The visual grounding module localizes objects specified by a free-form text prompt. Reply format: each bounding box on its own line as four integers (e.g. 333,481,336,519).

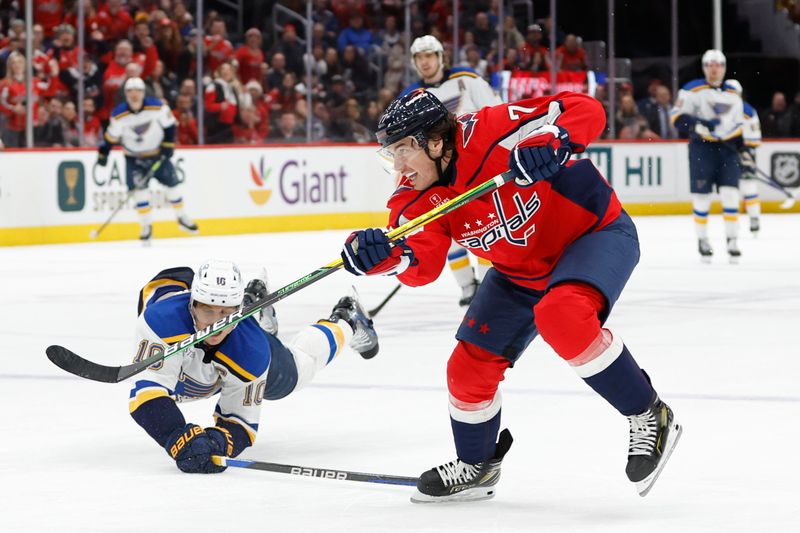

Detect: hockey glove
341,228,415,276
696,117,720,130
160,144,175,160
165,423,230,474
508,125,572,186
97,152,108,167
739,147,756,172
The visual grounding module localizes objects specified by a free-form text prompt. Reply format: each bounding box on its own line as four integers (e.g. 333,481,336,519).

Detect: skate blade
635,420,683,497
728,255,740,265
410,487,497,504
700,256,712,264
178,225,199,235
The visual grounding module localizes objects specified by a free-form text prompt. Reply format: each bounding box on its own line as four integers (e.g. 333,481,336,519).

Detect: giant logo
248,156,273,205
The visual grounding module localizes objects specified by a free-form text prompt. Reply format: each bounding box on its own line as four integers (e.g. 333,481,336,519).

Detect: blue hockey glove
508,125,572,185
165,423,230,474
97,152,108,167
341,228,414,276
160,144,175,160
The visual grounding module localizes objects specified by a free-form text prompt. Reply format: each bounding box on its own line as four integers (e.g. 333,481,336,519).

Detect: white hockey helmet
191,260,245,307
124,76,146,92
410,35,444,75
701,49,726,67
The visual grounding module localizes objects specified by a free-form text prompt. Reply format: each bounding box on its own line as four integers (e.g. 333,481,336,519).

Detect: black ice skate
749,217,760,237
459,279,480,307
726,238,741,264
177,215,199,234
243,273,278,336
329,288,379,359
697,238,713,263
140,224,152,246
411,429,513,504
626,394,682,497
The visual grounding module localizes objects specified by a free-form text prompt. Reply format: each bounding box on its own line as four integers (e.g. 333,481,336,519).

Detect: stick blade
46,345,124,383
780,196,796,209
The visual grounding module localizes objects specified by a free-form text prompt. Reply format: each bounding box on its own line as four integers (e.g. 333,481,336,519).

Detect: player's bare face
385,137,440,190
703,62,725,86
126,89,145,112
415,52,442,83
191,302,238,345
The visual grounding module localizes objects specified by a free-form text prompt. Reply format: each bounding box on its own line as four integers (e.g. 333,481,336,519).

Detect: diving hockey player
97,77,198,244
671,49,746,262
726,79,763,235
400,35,502,305
341,89,682,502
128,259,378,473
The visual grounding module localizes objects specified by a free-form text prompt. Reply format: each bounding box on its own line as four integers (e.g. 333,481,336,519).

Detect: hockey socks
569,330,653,416
450,408,502,465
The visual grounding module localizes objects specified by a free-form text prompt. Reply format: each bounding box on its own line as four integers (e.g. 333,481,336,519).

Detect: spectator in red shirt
34,0,63,39
235,28,265,84
101,0,134,42
132,18,159,79
268,71,302,118
173,93,199,145
82,97,102,146
232,105,263,144
204,62,241,144
243,79,270,139
204,19,235,75
101,40,135,120
556,34,587,71
0,52,44,147
521,24,550,69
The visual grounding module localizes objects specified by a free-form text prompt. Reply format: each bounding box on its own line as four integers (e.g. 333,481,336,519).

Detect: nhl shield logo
770,153,800,188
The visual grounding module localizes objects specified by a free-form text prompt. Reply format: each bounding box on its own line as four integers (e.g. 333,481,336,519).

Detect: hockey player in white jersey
671,50,745,262
399,35,502,305
97,77,198,244
726,79,763,235
129,259,379,473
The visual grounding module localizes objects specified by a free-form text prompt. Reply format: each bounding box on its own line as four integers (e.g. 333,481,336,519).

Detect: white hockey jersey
401,66,501,115
671,79,744,142
105,96,176,157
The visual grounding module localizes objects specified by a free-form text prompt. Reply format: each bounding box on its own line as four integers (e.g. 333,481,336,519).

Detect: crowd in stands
0,0,799,149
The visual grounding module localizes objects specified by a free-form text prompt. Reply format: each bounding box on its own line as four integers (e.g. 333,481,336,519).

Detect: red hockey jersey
387,91,621,291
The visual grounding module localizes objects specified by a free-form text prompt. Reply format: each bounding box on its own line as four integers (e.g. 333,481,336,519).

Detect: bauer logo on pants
770,153,800,188
57,161,86,212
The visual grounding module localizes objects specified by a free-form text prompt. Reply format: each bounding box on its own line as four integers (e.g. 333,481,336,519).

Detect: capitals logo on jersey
457,113,478,148
456,189,541,252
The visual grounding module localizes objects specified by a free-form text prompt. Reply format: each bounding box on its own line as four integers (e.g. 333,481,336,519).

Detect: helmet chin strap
423,146,450,183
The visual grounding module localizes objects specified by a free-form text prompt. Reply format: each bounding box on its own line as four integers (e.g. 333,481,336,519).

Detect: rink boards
1,141,798,246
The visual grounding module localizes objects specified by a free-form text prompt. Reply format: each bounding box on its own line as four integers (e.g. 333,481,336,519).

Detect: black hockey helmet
376,89,449,149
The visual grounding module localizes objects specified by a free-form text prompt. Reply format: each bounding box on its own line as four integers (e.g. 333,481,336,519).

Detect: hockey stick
368,283,402,317
46,169,517,383
718,142,796,209
90,158,165,239
211,456,418,486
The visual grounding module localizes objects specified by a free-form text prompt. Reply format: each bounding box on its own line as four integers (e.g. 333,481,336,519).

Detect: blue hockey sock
450,410,502,465
580,343,654,416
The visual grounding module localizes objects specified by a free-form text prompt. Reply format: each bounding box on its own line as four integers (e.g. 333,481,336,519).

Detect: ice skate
459,279,479,307
697,238,713,263
626,394,682,497
749,217,760,237
411,429,513,504
726,238,741,264
243,271,278,336
140,224,152,246
329,288,379,359
177,215,199,234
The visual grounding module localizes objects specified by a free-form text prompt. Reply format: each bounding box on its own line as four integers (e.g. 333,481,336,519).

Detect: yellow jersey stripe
216,351,258,381
128,388,169,413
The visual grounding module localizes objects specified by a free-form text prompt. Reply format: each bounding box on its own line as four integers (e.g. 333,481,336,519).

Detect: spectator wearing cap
522,23,549,59
555,34,587,71
270,24,305,78
155,17,186,76
337,14,374,56
243,79,270,139
34,0,63,40
173,93,198,145
204,62,242,144
235,28,265,85
100,0,134,42
204,19,235,75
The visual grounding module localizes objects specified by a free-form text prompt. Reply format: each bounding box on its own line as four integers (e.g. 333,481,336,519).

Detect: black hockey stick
368,284,402,317
90,158,165,239
720,142,796,208
47,170,517,383
211,456,418,486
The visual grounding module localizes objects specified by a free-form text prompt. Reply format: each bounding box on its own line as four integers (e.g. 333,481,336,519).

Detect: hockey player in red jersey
340,89,682,502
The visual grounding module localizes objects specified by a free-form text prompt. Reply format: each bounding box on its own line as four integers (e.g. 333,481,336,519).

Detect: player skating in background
341,90,681,502
671,49,746,262
129,259,378,474
726,79,763,236
399,35,501,305
97,77,198,245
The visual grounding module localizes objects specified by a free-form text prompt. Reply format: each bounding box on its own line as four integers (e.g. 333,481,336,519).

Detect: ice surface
1,214,799,532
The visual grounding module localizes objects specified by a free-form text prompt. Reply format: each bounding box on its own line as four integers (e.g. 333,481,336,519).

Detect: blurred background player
342,90,681,502
129,259,379,474
671,50,745,263
727,79,763,236
97,77,198,244
400,35,502,305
